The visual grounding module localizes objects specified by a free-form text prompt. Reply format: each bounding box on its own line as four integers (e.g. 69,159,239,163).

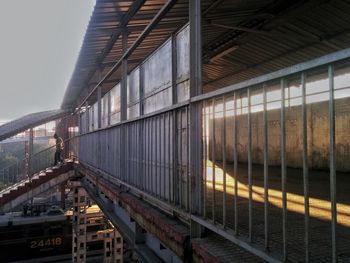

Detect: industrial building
0,0,350,262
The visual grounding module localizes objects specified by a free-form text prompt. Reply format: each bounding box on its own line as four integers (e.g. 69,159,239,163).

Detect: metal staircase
0,161,74,212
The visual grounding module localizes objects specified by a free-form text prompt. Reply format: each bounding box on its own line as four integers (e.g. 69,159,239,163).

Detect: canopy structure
61,0,350,109
0,109,71,142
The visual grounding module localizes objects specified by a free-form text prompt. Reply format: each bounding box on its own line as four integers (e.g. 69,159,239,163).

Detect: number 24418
30,237,62,248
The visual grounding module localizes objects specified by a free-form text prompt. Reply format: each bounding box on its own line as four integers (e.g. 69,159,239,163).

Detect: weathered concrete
209,97,350,171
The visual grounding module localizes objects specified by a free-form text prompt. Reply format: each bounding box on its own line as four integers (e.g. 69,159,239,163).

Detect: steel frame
71,1,350,261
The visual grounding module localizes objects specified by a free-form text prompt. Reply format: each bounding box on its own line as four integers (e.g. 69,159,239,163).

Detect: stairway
0,161,74,212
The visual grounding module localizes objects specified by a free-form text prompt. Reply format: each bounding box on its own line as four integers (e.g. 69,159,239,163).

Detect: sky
0,0,95,123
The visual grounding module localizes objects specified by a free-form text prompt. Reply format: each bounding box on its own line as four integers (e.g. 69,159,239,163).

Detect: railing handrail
191,47,350,103
0,136,76,172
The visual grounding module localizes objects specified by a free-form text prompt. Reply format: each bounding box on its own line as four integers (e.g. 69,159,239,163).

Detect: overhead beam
209,22,276,36
83,0,146,92
203,0,225,16
77,0,178,110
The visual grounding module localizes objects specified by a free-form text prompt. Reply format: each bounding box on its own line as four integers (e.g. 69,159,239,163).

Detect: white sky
0,0,95,123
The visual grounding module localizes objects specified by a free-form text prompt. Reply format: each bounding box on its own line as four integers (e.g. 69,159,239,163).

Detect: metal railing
76,49,350,263
79,105,190,213
0,137,78,189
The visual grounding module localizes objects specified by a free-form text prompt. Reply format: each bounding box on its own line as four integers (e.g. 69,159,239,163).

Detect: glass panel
142,40,172,113
110,83,121,124
176,25,190,102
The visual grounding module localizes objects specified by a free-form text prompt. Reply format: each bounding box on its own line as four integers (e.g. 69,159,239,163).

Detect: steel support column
189,0,203,238
139,64,144,116
328,64,337,263
121,28,128,182
172,33,178,105
85,102,89,132
97,86,102,129
28,128,34,176
107,91,111,126
121,28,128,122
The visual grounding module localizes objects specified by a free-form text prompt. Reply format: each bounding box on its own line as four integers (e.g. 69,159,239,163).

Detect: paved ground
204,162,350,262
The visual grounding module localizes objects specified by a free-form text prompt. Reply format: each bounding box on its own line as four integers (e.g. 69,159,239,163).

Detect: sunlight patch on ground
205,160,350,227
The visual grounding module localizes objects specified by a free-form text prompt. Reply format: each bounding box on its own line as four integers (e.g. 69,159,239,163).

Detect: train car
0,211,72,262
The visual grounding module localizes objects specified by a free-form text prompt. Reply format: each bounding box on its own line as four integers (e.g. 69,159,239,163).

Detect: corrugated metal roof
62,0,350,108
202,0,350,91
62,0,188,109
0,109,71,142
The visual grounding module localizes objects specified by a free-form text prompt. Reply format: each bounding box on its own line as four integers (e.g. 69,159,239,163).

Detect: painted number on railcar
30,237,62,249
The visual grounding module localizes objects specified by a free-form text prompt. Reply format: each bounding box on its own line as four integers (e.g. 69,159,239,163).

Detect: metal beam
202,0,225,16
81,178,163,263
121,28,128,121
189,0,203,238
77,0,178,110
192,47,350,103
209,22,276,36
85,0,146,85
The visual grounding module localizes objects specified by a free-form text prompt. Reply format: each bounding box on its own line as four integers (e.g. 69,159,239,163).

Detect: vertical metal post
121,27,128,181
155,117,159,196
130,124,133,184
189,0,203,237
28,128,34,177
172,34,178,105
79,110,82,135
263,84,269,249
247,88,253,242
179,111,183,207
222,96,227,227
301,72,310,262
139,65,144,116
147,119,151,192
28,128,34,215
328,64,337,263
151,118,155,193
85,102,89,132
168,112,171,201
139,120,143,189
173,110,178,204
186,108,190,211
211,99,216,223
163,114,166,199
233,93,238,234
281,78,287,261
97,86,102,129
121,28,128,122
97,87,102,169
107,92,111,126
203,101,207,219
141,120,145,190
